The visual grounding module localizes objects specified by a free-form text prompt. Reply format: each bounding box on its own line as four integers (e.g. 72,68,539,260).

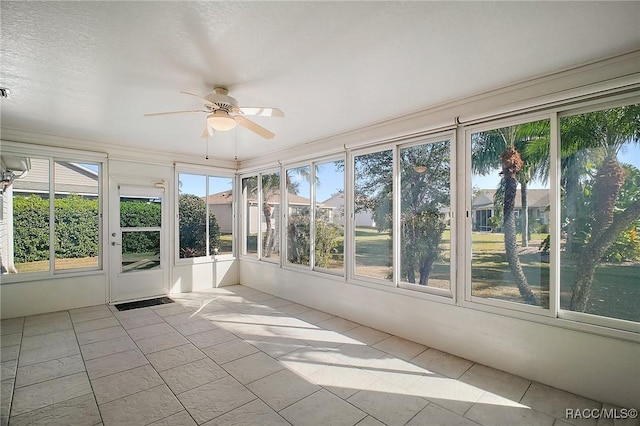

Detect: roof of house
472,189,549,209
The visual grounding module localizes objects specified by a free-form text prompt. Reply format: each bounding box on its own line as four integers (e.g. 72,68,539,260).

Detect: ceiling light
207,110,237,131
414,165,427,173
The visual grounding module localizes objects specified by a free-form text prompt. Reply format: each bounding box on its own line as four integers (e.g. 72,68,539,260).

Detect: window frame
0,147,106,283
174,166,236,265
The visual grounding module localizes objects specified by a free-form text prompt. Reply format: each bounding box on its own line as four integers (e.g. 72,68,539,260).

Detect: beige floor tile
0,318,24,336
171,319,218,336
159,358,228,394
135,331,189,354
11,372,92,417
466,393,555,426
356,416,387,426
280,389,367,426
1,332,22,348
85,349,148,379
459,364,531,402
202,338,260,364
9,393,100,426
21,329,76,351
223,351,284,385
247,337,309,358
91,364,164,405
76,326,128,345
348,384,429,426
177,376,256,424
521,383,601,426
148,410,197,426
69,305,115,324
73,316,120,334
247,368,320,411
80,336,137,361
309,363,379,399
406,403,479,426
23,319,73,338
317,316,360,333
146,343,206,372
343,325,390,346
18,340,80,367
406,374,484,415
99,384,183,426
15,354,85,388
152,304,195,317
276,303,313,315
372,335,427,361
411,348,474,379
126,323,174,341
1,379,14,419
118,313,165,330
24,312,69,327
202,399,289,426
0,345,19,362
186,328,237,349
295,309,335,324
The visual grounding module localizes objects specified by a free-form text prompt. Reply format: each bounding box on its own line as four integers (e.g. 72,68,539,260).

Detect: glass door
110,183,168,302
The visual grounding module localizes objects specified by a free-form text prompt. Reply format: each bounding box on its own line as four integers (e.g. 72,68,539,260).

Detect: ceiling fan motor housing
205,88,238,113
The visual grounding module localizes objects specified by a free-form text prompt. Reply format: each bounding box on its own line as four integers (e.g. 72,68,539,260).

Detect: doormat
114,297,174,311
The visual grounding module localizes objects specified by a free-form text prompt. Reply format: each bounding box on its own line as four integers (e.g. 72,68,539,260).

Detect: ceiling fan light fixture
207,110,237,131
414,165,427,174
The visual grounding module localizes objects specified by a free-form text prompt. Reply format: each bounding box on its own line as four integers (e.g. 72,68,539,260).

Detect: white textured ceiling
1,1,639,162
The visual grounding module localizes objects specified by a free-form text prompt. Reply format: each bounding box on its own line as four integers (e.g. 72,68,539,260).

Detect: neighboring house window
2,156,102,275
177,172,233,259
353,148,393,282
470,118,551,310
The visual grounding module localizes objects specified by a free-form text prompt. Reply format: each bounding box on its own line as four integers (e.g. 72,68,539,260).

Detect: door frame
108,177,170,303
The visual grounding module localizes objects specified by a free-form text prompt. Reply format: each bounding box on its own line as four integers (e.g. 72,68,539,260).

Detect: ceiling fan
145,87,284,139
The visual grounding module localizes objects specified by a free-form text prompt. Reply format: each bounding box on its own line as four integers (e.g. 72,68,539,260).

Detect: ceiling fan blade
144,109,207,117
235,115,275,139
180,91,213,104
238,107,284,117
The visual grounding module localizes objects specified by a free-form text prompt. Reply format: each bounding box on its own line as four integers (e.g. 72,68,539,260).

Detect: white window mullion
392,146,400,287
549,112,560,318
49,158,55,273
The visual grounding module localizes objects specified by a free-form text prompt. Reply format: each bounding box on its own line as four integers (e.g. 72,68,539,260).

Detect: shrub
178,194,220,258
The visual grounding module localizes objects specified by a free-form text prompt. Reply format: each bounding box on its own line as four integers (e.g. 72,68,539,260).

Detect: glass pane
11,158,50,273
208,176,233,255
315,160,345,273
559,104,640,322
242,176,258,257
54,162,100,270
178,173,207,258
400,141,451,290
471,119,550,308
120,196,161,228
262,172,281,262
287,166,311,266
122,231,160,272
354,150,393,281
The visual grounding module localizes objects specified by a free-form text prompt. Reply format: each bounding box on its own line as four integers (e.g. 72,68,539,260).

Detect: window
286,166,311,266
470,118,551,309
314,159,344,274
177,172,233,259
559,104,640,323
120,194,161,272
2,155,102,276
353,149,393,282
262,171,281,262
399,140,451,291
242,176,258,257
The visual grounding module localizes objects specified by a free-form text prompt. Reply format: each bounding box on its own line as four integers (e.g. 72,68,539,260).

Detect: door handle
111,242,121,246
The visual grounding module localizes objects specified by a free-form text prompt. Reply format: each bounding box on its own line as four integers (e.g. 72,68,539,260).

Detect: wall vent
0,87,11,99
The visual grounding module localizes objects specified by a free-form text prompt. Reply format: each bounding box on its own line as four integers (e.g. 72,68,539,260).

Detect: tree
178,194,220,258
564,105,640,311
472,121,550,305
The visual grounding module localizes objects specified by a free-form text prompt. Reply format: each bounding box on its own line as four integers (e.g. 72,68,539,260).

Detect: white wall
240,261,640,409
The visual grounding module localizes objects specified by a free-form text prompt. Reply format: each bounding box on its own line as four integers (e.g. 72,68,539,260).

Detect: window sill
0,268,105,285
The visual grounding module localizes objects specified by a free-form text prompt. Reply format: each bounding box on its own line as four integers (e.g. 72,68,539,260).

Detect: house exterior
322,192,375,228
472,188,549,232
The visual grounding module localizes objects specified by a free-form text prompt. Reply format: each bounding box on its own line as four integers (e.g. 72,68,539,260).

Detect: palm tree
564,105,640,311
472,121,550,305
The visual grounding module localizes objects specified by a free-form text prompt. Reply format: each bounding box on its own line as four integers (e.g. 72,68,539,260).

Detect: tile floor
0,285,636,426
